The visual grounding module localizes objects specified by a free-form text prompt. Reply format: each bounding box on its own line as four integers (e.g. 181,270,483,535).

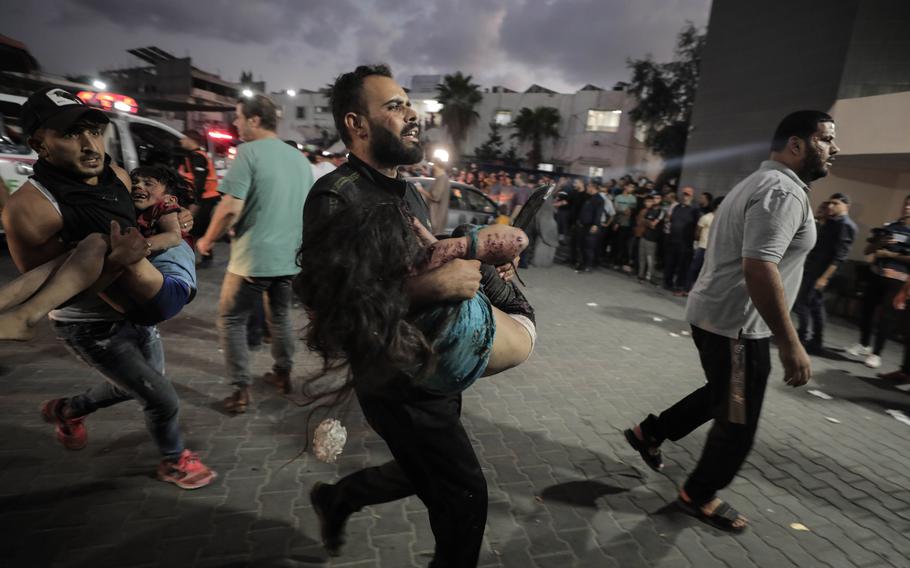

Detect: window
493,110,512,126
586,109,622,132
296,106,306,120
537,163,554,172
589,166,604,178
105,121,125,168
460,186,495,214
314,106,329,114
129,122,181,167
0,101,30,155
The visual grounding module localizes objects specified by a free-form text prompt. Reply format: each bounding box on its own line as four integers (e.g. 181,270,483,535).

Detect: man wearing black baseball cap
1,87,216,489
21,87,109,138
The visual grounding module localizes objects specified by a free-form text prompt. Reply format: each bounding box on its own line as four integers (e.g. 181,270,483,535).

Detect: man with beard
2,87,215,489
197,95,314,409
300,65,490,567
624,110,837,532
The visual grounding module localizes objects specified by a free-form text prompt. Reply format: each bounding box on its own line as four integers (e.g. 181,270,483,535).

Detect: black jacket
302,153,431,244
806,214,857,274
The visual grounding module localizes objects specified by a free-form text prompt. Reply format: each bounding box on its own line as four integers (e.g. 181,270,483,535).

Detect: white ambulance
0,90,234,236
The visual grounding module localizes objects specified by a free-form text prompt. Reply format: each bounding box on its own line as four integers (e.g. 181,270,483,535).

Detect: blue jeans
53,320,184,459
217,272,295,387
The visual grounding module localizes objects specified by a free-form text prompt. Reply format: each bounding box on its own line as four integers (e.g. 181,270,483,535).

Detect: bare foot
0,310,37,341
475,225,528,266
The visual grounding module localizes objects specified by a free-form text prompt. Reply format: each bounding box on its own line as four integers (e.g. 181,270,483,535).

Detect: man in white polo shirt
624,110,838,532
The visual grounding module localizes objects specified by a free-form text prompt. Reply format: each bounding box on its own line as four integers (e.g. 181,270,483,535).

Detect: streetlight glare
432,148,450,163
286,89,296,97
92,79,107,90
242,88,254,98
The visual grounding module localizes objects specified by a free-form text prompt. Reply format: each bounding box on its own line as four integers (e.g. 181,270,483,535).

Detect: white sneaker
864,354,882,369
846,343,872,358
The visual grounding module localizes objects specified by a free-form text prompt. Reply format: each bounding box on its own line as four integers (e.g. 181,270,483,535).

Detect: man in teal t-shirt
197,95,314,411
611,181,639,268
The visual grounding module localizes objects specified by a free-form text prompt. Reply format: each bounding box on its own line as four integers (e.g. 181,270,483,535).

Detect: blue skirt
414,291,496,394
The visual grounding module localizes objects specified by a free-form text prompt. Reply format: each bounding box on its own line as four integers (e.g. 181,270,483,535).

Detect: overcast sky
4,0,712,93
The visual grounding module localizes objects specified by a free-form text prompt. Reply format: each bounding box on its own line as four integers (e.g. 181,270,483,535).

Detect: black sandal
624,428,663,472
677,496,748,533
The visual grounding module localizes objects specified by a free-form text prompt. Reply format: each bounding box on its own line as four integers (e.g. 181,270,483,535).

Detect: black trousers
190,195,221,249
793,270,826,345
573,224,601,269
332,382,487,568
641,326,771,505
663,241,693,290
611,226,632,266
859,274,907,356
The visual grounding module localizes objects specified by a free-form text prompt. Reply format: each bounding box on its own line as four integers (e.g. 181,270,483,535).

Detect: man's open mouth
402,126,420,143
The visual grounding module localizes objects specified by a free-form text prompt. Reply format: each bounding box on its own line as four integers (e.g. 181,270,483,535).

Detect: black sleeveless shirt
32,155,137,244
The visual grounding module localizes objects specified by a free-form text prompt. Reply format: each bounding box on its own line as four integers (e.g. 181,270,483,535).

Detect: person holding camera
846,195,910,368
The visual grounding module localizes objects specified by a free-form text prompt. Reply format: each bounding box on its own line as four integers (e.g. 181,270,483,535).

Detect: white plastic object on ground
886,409,910,426
807,390,833,400
313,419,348,463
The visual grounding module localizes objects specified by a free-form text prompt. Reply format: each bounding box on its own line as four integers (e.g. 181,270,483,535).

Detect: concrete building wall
679,0,860,195
273,92,334,143
811,90,910,261
838,0,910,99
272,87,660,179
458,89,657,178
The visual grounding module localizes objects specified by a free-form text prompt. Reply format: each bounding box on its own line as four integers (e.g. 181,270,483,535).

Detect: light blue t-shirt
220,137,314,277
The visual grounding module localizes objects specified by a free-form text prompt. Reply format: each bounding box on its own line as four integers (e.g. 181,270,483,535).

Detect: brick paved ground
2,247,909,568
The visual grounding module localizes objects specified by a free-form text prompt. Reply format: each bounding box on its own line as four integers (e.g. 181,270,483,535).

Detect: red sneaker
40,398,87,450
157,450,217,490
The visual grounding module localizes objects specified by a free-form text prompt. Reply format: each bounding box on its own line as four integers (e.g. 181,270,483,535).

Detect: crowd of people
2,64,910,567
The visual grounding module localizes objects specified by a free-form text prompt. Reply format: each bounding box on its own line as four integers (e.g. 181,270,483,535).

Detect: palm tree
320,83,334,99
511,106,561,168
436,72,482,161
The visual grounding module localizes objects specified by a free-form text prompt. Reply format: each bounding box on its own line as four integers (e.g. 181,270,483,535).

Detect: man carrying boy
1,87,215,489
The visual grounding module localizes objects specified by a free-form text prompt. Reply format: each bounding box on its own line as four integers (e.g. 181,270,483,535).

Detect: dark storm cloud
499,0,713,86
385,0,508,69
64,0,356,49
3,0,711,92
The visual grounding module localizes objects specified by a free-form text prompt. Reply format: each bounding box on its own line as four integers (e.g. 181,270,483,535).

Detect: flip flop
677,497,748,533
623,428,663,472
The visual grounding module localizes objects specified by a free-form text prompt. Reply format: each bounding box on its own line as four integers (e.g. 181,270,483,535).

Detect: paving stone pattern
1,249,909,567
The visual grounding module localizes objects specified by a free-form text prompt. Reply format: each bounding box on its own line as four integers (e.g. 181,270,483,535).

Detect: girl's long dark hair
294,201,442,389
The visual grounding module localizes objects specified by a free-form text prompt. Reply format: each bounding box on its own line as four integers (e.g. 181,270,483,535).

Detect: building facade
272,79,661,179
100,47,258,133
679,0,910,258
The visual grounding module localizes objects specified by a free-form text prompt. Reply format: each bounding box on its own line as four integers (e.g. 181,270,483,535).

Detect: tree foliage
511,106,561,167
473,121,506,162
626,22,705,166
436,72,483,160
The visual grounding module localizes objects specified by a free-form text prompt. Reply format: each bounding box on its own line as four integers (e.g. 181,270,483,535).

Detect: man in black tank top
1,87,216,490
